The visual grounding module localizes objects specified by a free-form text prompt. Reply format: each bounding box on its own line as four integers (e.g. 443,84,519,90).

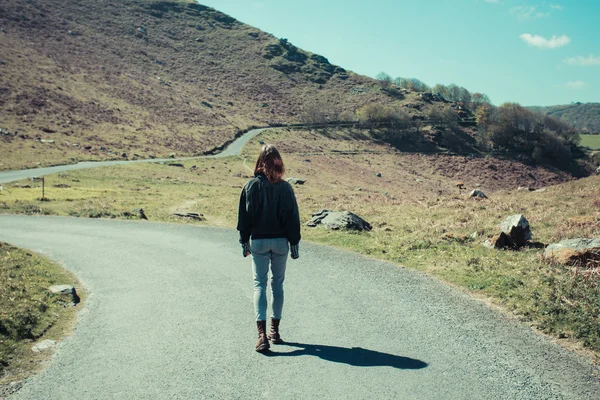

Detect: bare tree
376,72,393,89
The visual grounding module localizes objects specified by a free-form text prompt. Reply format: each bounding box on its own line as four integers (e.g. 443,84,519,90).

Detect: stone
375,172,382,177
40,139,55,144
49,284,80,304
596,165,600,175
136,208,148,220
483,232,515,249
499,214,532,247
307,210,372,231
167,163,184,167
121,152,127,158
172,212,204,221
32,339,57,353
543,238,600,265
306,209,333,227
169,153,176,158
517,186,533,191
286,177,305,185
470,189,487,198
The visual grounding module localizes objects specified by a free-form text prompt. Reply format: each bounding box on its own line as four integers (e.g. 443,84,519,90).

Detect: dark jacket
237,173,301,245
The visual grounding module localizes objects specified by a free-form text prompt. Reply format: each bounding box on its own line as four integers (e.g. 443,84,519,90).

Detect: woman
237,144,301,352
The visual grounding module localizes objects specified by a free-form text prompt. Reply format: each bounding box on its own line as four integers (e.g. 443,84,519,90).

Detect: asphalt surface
0,128,267,184
1,215,599,399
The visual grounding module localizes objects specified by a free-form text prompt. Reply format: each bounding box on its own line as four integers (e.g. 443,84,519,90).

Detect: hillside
529,103,600,133
0,0,441,170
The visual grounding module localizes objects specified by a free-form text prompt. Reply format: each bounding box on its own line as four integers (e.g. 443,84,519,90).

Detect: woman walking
237,144,301,352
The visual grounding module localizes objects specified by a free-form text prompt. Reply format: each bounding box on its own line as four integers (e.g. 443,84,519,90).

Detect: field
1,127,599,361
580,134,600,150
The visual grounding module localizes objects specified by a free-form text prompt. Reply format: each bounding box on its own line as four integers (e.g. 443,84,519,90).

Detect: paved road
0,128,267,184
1,215,599,399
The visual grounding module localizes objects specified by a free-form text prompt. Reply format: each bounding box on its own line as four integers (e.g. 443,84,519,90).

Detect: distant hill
528,103,600,133
1,0,422,167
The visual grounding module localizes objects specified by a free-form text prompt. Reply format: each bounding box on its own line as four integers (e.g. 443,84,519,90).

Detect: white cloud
563,55,600,66
511,6,537,20
520,33,571,49
510,4,563,20
566,81,587,90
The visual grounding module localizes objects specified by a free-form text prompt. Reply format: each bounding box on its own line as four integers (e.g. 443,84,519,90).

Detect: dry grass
0,243,84,390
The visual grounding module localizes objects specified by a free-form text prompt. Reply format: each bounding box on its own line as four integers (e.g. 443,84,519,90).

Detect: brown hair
254,144,285,183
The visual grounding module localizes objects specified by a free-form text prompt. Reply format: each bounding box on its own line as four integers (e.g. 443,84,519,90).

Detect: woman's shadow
264,342,427,370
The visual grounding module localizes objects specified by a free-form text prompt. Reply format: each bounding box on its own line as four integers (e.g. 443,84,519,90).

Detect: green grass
0,243,82,386
580,134,600,150
1,128,599,361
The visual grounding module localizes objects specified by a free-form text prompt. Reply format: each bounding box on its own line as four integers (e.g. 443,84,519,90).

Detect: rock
375,172,382,177
499,214,532,247
148,154,155,159
121,152,127,158
470,189,487,198
53,183,71,188
517,186,534,191
167,163,184,167
307,210,372,231
49,284,80,305
310,54,330,64
535,188,547,193
543,238,600,265
596,165,600,175
483,232,515,249
32,339,57,353
40,139,55,144
286,177,305,185
135,208,148,220
169,153,176,158
469,231,478,239
306,209,333,227
172,212,204,221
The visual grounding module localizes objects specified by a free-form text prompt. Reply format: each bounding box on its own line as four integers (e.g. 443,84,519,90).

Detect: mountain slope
0,0,405,169
529,103,600,133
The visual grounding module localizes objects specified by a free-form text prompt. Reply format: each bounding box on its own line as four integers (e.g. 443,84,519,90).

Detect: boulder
32,339,56,353
306,209,332,227
499,214,532,247
470,190,487,198
596,165,600,175
543,238,600,265
307,210,372,231
483,232,515,249
286,177,305,185
49,284,80,305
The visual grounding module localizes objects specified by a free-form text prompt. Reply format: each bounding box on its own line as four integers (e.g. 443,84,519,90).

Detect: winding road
1,128,600,398
0,128,268,184
0,216,599,399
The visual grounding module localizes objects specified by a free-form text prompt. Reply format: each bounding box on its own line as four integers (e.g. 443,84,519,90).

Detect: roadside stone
470,189,487,198
32,339,57,353
306,210,372,231
543,238,600,265
286,177,305,185
500,214,532,247
49,284,80,305
172,212,204,221
375,172,382,177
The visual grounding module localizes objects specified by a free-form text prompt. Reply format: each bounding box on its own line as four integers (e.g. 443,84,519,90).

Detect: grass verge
1,127,599,362
0,242,84,395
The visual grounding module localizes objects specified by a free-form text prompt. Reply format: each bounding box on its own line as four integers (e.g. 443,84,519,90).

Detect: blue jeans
251,238,289,321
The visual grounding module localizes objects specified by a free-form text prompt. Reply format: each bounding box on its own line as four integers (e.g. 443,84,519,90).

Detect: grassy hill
0,0,438,170
529,103,600,133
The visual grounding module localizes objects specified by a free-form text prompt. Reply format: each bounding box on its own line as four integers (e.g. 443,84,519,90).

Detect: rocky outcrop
470,190,487,198
307,209,372,231
286,177,305,185
543,238,600,265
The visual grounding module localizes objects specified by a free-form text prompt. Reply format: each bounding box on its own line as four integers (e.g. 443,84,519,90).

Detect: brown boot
268,318,283,344
255,320,270,352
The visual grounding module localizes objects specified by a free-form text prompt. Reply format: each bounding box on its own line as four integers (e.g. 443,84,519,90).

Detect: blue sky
198,0,599,106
